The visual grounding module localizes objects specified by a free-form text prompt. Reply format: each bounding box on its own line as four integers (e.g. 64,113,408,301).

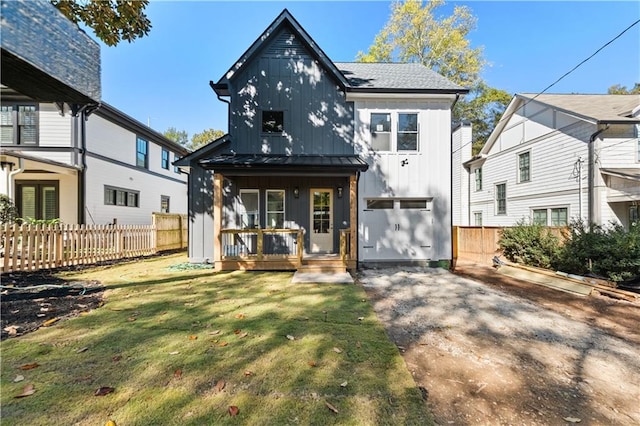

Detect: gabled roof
480,93,640,155
173,134,232,167
336,62,467,94
213,9,349,96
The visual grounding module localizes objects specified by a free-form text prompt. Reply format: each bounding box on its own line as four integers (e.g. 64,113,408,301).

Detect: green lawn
1,253,431,425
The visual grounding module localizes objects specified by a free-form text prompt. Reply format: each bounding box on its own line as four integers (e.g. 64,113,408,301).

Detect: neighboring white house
452,122,473,226
461,93,640,229
1,89,189,225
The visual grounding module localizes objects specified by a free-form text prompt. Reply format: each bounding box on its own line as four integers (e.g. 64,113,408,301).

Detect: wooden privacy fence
152,213,187,251
1,223,156,272
453,226,567,265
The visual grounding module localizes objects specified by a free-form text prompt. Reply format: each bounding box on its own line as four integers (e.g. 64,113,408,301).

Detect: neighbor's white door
310,189,333,253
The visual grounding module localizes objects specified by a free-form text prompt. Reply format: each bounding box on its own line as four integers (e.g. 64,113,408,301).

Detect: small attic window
262,110,284,133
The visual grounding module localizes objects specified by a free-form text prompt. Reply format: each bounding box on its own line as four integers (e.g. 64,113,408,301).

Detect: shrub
498,219,561,269
555,221,640,282
0,195,17,224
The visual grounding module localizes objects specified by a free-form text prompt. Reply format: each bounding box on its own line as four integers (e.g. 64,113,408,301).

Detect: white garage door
360,198,432,262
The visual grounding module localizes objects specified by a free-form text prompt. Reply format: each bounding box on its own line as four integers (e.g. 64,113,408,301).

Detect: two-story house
462,93,640,229
176,10,467,271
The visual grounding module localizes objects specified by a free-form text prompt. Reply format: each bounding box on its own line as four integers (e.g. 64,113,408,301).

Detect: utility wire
452,18,640,156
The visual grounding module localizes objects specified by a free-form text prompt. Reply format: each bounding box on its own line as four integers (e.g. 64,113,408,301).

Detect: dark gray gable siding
227,27,355,156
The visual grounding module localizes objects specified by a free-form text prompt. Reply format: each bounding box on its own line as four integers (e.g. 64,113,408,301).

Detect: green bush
555,221,640,282
498,219,561,269
0,195,17,224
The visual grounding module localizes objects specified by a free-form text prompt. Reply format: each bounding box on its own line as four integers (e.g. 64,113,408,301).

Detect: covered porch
206,154,367,272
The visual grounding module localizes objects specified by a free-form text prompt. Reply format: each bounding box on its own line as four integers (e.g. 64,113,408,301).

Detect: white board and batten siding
452,123,472,226
353,99,454,263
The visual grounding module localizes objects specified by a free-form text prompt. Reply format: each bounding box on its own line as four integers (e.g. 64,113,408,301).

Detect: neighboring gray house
176,9,467,271
462,93,640,228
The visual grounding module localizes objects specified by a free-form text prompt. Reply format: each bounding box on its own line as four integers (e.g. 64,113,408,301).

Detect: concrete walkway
291,271,354,284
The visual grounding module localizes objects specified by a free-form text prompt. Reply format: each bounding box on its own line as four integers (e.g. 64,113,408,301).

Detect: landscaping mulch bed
1,271,104,340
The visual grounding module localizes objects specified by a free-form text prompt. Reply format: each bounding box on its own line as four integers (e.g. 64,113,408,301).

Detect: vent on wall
265,29,305,57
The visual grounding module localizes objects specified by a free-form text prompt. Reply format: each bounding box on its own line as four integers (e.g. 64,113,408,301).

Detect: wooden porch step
298,258,346,273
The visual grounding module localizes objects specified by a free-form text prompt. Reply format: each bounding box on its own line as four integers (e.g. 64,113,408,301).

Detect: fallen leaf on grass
76,347,89,353
340,381,348,387
208,330,221,335
307,361,317,367
325,401,339,414
42,317,59,327
286,335,295,341
188,335,198,340
18,363,39,370
228,406,239,416
169,351,180,355
234,329,242,334
358,317,364,321
13,375,24,382
94,386,115,396
126,317,136,322
218,341,228,347
244,371,253,377
563,418,581,423
355,341,362,348
4,325,19,336
105,420,117,426
238,332,248,338
235,313,245,319
14,384,35,398
333,347,342,354
112,355,122,362
174,369,182,379
214,379,226,392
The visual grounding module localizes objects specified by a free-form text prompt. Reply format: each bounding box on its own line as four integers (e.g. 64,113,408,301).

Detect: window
400,199,428,209
495,183,506,215
266,190,285,228
637,139,640,162
397,113,418,151
173,153,180,173
475,168,482,191
370,113,391,151
161,149,170,169
16,181,58,221
551,208,568,226
136,137,148,168
160,196,170,213
630,205,639,224
533,209,547,225
518,151,530,182
1,104,37,145
262,111,284,133
366,199,394,210
104,186,139,208
239,190,259,229
474,212,483,226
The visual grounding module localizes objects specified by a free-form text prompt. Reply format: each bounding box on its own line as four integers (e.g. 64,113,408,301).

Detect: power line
452,18,640,156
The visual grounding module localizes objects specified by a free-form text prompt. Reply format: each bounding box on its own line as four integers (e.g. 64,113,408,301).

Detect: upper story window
173,153,180,173
1,104,38,145
637,139,640,162
136,137,148,168
370,112,419,152
495,183,507,215
262,111,284,133
475,167,483,191
161,149,170,169
518,151,531,182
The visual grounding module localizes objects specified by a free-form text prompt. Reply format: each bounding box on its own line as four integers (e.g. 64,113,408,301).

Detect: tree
192,129,225,150
50,0,151,46
608,83,640,94
358,0,511,154
163,127,189,148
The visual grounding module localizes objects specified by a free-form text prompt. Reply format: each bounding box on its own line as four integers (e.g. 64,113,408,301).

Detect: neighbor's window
518,151,530,182
1,104,38,145
16,181,58,221
533,209,547,225
104,185,139,208
173,153,180,173
366,199,394,210
266,190,285,228
239,189,260,229
136,137,148,168
399,199,428,209
551,208,568,226
397,113,418,151
160,195,170,213
496,183,506,215
474,212,483,226
475,167,483,191
630,205,639,223
262,111,284,133
161,149,170,169
370,113,391,151
637,139,640,162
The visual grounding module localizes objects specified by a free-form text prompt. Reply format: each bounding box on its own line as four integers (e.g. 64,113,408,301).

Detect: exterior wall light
337,186,343,198
293,187,300,198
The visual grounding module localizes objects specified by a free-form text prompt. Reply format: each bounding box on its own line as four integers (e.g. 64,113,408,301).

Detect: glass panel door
309,189,333,253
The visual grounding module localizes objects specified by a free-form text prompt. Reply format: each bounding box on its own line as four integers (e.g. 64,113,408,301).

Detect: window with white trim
369,112,419,152
474,212,482,226
532,209,547,225
518,151,531,182
531,207,568,226
1,104,38,145
370,113,391,151
551,208,568,226
475,167,482,191
266,190,285,228
239,189,259,229
397,113,418,151
495,183,506,215
160,195,170,213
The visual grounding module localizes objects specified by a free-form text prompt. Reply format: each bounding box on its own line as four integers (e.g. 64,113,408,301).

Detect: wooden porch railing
221,228,304,265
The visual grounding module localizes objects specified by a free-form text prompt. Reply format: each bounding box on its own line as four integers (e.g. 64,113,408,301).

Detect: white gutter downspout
7,158,24,201
588,124,609,226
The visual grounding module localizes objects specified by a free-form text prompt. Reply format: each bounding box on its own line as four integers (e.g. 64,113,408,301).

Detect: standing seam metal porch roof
199,154,369,174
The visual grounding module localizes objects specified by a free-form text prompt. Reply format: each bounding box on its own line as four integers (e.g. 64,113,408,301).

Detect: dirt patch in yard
359,262,640,426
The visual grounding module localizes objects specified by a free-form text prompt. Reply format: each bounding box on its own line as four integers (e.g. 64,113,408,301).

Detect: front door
310,188,333,253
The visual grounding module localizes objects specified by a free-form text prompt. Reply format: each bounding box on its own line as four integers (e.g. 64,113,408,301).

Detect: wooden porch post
213,172,223,270
349,174,357,267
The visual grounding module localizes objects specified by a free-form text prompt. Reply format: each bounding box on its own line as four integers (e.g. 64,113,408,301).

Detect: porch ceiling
199,154,369,176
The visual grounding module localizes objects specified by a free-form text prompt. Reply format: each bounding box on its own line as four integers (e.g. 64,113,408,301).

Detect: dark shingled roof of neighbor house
336,62,468,93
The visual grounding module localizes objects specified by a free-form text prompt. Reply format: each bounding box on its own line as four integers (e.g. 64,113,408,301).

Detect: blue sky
97,1,640,140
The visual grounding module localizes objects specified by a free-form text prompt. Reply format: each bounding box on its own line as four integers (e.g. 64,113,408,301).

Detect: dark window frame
366,199,394,210
261,110,284,133
397,113,419,151
518,151,531,183
495,183,507,215
161,148,170,170
173,153,180,173
15,180,59,220
160,195,170,213
104,185,140,208
136,136,149,168
1,103,39,146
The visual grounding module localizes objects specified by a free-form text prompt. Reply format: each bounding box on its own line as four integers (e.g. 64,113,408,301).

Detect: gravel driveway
359,266,640,426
